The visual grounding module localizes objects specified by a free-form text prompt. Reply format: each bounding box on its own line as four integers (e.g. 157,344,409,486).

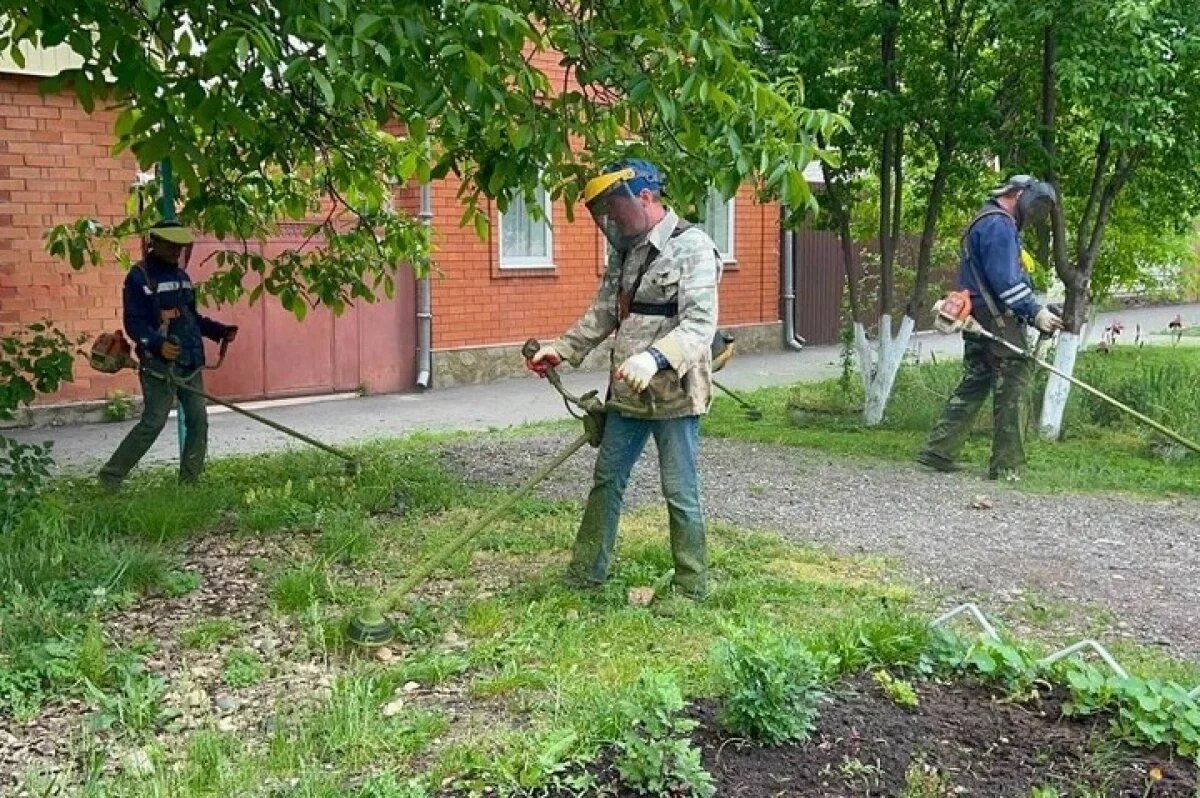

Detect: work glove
1033,306,1063,334
525,344,562,377
616,351,659,392
160,339,181,361
222,325,239,343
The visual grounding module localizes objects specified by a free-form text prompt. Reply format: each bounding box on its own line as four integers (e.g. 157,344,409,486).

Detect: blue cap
607,158,665,195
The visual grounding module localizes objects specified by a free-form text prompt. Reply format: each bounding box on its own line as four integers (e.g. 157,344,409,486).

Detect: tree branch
1074,132,1111,267
1082,153,1136,273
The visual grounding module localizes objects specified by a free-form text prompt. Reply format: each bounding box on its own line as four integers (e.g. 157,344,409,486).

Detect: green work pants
99,368,209,487
919,334,1035,477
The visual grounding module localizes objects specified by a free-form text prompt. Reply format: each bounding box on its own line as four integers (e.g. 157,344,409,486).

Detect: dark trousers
99,368,208,487
920,334,1035,476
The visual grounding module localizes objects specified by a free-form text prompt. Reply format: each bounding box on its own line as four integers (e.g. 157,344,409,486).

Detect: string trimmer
86,331,360,472
711,330,762,421
935,291,1200,455
346,337,610,646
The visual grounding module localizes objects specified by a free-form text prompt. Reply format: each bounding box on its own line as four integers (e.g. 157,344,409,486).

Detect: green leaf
472,211,490,241
312,70,336,106
354,13,383,38
134,129,172,169
508,123,533,150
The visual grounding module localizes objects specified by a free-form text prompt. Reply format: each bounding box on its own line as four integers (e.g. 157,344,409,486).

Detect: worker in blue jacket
917,175,1062,482
98,221,237,490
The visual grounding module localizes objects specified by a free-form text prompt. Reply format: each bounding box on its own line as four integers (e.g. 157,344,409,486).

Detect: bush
712,627,826,745
611,672,715,798
1,322,80,528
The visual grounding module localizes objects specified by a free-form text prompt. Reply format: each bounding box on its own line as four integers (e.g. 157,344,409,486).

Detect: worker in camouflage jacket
526,159,723,600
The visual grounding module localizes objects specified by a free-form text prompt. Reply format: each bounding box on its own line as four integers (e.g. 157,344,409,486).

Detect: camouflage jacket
555,209,722,419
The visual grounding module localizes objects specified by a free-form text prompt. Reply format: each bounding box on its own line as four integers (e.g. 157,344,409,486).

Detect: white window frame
704,189,737,264
498,182,554,269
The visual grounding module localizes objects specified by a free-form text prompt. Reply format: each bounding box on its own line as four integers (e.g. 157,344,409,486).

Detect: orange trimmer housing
939,290,972,324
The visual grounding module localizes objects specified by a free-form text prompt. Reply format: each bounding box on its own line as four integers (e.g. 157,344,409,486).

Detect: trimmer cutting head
347,605,397,647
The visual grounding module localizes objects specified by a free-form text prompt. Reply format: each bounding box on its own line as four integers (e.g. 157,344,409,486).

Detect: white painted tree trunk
855,313,917,426
1038,326,1085,440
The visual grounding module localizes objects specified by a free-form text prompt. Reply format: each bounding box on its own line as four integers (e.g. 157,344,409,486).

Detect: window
499,184,553,268
702,189,736,263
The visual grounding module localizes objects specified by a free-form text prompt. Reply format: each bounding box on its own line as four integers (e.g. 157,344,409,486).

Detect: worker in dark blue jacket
917,175,1062,482
99,221,237,490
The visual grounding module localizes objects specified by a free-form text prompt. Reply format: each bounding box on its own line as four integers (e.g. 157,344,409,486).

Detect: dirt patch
686,675,1198,797
1,534,335,790
556,675,1198,797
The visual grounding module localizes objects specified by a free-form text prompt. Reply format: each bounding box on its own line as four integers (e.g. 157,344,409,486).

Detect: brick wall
0,74,140,403
425,177,781,351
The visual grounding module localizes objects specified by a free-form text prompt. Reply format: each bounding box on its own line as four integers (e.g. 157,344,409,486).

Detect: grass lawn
2,364,1199,794
703,344,1200,497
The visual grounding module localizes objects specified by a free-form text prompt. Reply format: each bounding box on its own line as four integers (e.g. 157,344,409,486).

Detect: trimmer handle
522,338,542,361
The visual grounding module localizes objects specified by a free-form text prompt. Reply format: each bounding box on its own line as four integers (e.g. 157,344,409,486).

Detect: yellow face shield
584,168,653,253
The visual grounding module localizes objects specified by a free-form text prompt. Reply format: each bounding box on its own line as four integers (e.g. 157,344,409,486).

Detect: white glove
1033,307,1063,334
616,351,659,392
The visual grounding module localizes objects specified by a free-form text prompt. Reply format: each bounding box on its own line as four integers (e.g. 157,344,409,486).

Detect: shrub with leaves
712,627,826,745
611,672,715,798
1,322,82,528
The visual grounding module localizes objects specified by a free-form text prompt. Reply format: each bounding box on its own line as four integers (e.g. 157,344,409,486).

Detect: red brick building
1,48,786,417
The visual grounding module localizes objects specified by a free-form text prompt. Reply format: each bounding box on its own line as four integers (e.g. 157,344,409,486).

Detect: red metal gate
187,226,418,401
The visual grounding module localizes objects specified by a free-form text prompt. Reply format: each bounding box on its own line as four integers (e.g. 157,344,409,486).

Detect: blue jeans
568,412,707,597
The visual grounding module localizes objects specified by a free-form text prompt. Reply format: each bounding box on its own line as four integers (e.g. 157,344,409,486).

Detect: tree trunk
908,146,951,319
1038,327,1085,439
878,0,901,319
1037,21,1138,439
857,314,916,425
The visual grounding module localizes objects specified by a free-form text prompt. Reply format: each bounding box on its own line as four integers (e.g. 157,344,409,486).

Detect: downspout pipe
780,205,806,351
415,179,434,389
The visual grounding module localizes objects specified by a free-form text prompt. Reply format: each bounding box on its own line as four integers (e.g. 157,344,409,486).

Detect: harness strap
617,221,719,321
959,208,1013,327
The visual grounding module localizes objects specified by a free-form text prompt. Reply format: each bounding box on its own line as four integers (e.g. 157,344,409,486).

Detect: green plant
1030,787,1062,798
222,648,267,688
270,561,332,613
835,756,882,790
0,438,56,531
873,669,919,709
900,752,954,798
611,672,715,798
85,669,168,734
161,568,202,597
1061,662,1200,757
103,390,135,422
315,506,376,564
712,627,825,745
357,772,431,798
74,619,113,688
180,618,241,651
240,481,318,532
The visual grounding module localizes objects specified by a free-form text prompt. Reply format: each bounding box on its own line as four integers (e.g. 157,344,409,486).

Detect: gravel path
442,432,1200,663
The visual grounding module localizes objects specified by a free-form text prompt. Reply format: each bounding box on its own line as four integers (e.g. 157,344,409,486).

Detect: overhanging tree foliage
760,0,1006,425
0,0,840,315
991,0,1200,437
